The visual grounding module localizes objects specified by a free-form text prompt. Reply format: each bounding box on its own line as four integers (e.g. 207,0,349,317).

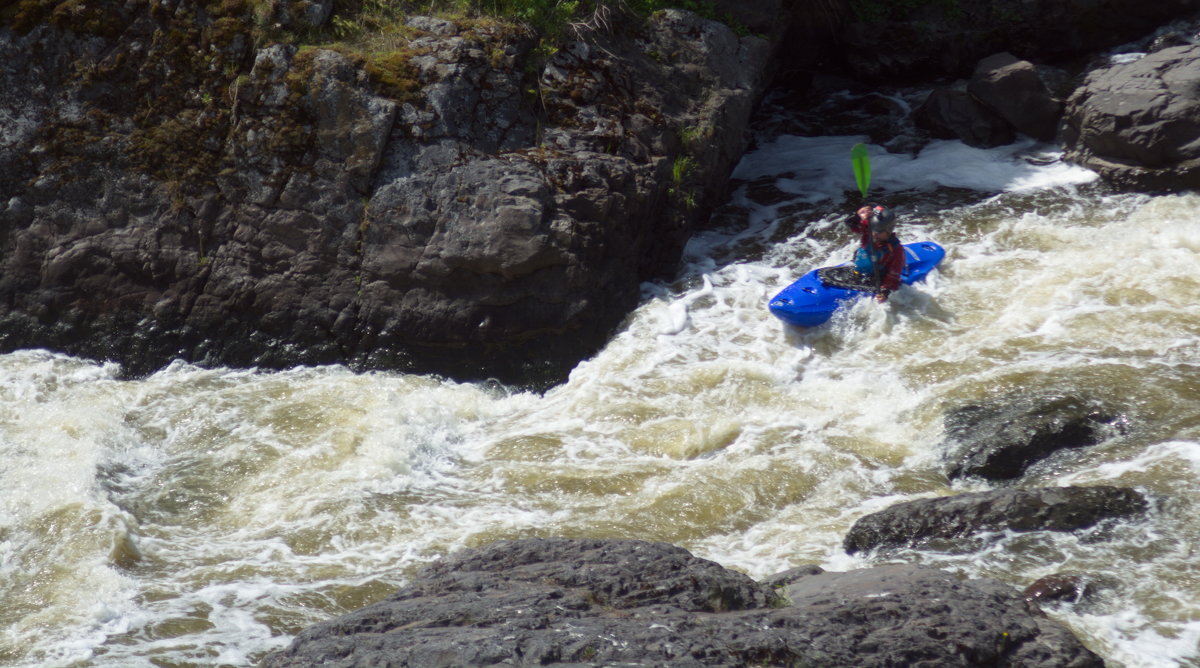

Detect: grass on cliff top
306,0,748,99
325,0,742,48
0,0,748,192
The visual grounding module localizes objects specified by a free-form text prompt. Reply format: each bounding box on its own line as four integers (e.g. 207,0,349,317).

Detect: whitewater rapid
2,130,1198,667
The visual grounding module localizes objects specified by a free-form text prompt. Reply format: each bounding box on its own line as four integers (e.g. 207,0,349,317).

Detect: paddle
851,142,871,199
850,143,886,298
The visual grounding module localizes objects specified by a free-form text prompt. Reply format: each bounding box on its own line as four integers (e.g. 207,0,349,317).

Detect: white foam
2,130,1197,667
731,135,1098,201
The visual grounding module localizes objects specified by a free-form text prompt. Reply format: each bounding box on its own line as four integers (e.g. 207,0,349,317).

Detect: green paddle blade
851,142,871,198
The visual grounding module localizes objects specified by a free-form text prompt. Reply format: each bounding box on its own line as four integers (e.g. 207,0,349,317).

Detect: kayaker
845,204,905,302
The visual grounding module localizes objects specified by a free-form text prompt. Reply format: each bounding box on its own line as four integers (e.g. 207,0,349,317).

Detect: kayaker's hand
875,290,889,303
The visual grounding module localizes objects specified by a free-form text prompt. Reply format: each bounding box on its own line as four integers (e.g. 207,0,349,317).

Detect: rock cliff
0,0,784,385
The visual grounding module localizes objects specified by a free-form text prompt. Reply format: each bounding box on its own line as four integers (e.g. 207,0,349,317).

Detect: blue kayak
768,241,945,328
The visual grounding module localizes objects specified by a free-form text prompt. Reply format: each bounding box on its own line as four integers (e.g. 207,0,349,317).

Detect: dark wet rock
843,485,1149,555
914,82,1016,147
1149,29,1197,53
967,52,1063,142
759,563,825,589
1024,573,1098,606
260,537,1104,667
944,394,1122,482
741,176,801,206
914,52,1063,147
1062,44,1200,192
777,564,1104,668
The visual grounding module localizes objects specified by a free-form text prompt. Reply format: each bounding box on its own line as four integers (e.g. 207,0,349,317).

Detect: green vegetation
3,0,126,37
238,0,750,109
671,154,695,185
0,0,749,199
669,154,698,209
316,0,748,55
679,125,706,146
2,0,748,108
2,0,747,59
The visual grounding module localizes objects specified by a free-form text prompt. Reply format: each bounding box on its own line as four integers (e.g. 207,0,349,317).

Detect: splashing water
2,128,1198,667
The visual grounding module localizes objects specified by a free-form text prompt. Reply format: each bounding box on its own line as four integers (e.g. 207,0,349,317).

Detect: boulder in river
913,82,1016,148
261,537,1104,667
1024,573,1099,607
966,52,1063,142
777,563,1103,667
843,485,1149,555
1062,43,1200,192
914,52,1063,147
943,394,1123,482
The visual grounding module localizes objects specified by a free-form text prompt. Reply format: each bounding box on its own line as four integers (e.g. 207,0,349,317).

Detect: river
2,85,1199,667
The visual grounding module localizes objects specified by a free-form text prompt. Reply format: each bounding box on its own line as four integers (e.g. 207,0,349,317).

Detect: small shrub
671,154,695,184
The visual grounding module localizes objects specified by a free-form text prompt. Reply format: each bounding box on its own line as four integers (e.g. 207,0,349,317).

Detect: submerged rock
261,537,1104,667
843,485,1149,555
1023,573,1100,607
943,394,1122,481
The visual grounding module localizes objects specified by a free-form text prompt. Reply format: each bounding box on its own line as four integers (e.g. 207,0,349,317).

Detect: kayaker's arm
846,205,873,232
